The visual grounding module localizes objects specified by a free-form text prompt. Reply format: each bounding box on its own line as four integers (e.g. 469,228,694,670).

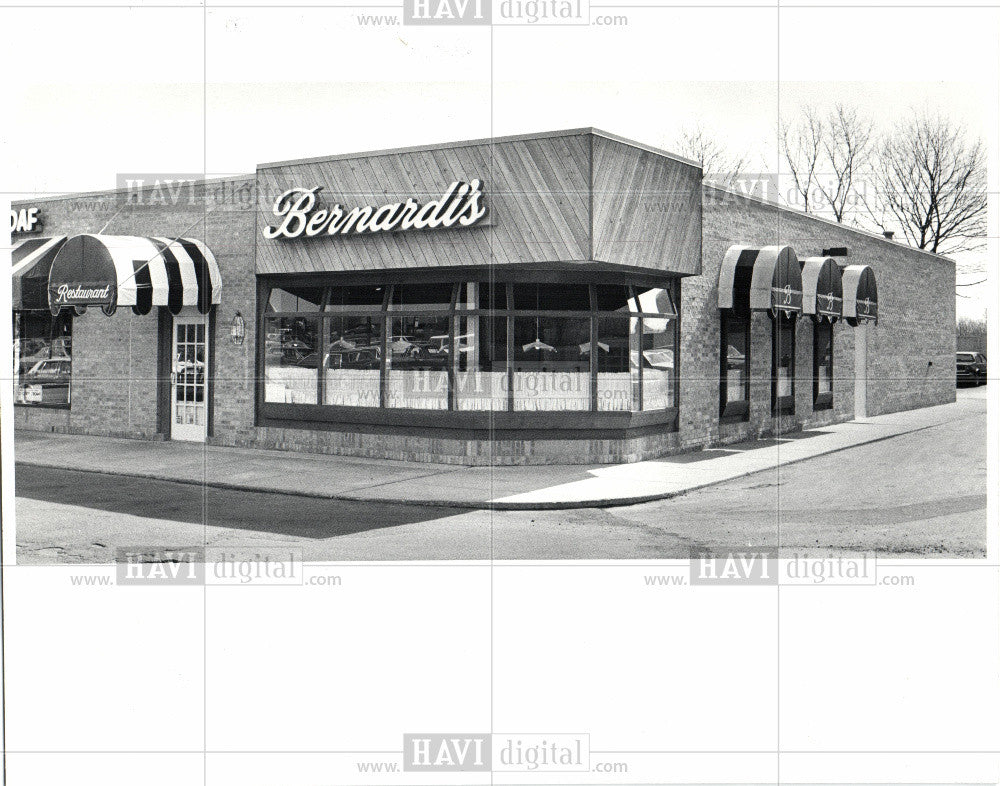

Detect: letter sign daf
10,207,41,234
264,180,487,240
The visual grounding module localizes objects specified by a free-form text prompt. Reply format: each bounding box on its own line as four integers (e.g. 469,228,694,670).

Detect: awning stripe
46,234,222,316
12,236,69,310
12,236,67,278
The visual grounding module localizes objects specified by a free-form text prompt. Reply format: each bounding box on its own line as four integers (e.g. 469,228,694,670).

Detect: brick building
11,128,956,464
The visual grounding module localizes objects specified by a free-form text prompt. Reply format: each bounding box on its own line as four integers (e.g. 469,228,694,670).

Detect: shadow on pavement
15,465,464,539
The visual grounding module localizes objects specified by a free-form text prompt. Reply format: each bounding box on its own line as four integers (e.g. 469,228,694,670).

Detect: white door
171,312,209,442
854,322,868,419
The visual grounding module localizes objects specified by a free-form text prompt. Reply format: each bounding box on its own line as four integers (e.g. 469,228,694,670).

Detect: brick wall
682,187,955,451
14,173,956,466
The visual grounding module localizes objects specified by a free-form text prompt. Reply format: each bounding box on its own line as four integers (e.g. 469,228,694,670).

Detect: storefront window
772,313,796,415
263,315,319,404
13,310,72,407
596,317,637,411
455,310,508,411
324,316,382,407
259,280,679,420
814,321,833,409
386,313,450,409
720,313,750,418
512,316,591,411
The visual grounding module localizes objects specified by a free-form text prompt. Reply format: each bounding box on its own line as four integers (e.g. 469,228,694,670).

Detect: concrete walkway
13,398,970,510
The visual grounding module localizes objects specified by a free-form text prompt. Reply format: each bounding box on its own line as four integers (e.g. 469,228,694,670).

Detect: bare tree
866,111,986,254
814,104,872,223
781,107,824,213
675,124,752,189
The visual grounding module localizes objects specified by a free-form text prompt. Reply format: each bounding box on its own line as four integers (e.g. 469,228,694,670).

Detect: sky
2,5,996,319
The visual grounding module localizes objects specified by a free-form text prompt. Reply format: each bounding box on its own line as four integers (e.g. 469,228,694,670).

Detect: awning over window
718,245,802,315
47,234,221,316
800,256,843,322
841,264,878,325
11,236,68,310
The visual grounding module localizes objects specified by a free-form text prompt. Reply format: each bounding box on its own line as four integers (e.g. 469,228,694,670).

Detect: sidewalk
13,398,973,510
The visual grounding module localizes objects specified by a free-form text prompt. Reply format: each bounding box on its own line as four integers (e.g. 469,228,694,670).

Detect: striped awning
47,234,221,316
11,236,68,310
800,256,844,322
841,264,878,326
719,245,803,315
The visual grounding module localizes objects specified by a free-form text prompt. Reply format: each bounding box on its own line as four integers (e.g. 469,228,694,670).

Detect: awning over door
801,256,843,322
841,264,878,325
718,245,803,315
11,236,68,310
47,234,221,316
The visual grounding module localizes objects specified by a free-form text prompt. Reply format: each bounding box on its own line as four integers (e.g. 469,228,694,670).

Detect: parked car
20,358,72,405
956,352,987,386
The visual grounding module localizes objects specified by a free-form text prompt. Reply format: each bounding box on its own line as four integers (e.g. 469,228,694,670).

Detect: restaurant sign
264,180,487,240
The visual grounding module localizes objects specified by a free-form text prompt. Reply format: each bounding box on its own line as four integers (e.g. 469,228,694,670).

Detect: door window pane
640,316,675,409
596,317,638,411
263,316,319,404
386,314,450,409
324,316,382,407
512,317,590,411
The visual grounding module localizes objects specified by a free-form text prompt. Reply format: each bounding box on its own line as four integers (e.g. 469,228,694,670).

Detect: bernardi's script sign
263,180,487,240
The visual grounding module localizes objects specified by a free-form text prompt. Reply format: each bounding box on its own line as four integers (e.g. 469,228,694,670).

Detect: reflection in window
596,317,638,411
325,316,382,407
512,283,590,311
773,313,795,411
721,313,749,411
455,309,508,411
267,286,325,312
386,313,450,409
814,321,833,408
13,310,72,407
263,315,319,404
640,316,675,410
512,316,590,411
325,285,385,312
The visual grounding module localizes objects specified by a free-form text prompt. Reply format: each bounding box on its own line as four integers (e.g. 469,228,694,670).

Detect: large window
13,310,72,407
772,313,796,415
259,280,679,417
720,312,749,420
813,321,833,410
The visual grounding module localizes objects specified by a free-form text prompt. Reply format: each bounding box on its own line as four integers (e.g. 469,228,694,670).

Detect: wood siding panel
255,135,591,275
591,135,702,276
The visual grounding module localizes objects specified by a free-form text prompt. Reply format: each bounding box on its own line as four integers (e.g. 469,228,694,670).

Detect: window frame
255,277,680,435
771,312,796,417
13,309,73,410
812,320,834,411
719,311,750,422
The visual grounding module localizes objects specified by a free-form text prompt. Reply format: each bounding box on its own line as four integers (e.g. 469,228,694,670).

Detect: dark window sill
14,403,71,411
720,400,749,422
772,395,795,416
813,393,833,411
259,402,678,439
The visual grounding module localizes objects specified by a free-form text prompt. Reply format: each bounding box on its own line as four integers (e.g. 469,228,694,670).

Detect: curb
13,422,940,511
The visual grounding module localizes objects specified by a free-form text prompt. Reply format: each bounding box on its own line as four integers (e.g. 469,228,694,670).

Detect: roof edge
258,127,703,171
703,183,956,267
11,173,255,207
